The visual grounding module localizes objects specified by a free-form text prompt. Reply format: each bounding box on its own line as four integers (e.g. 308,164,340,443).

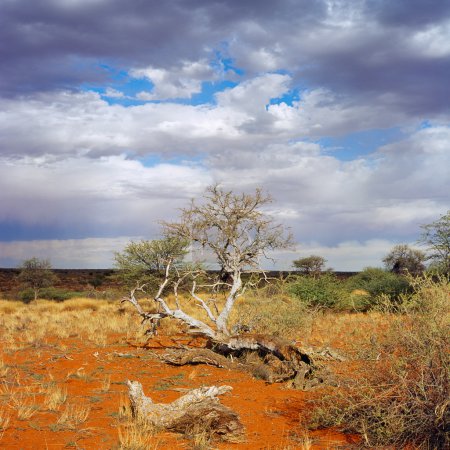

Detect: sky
0,0,449,270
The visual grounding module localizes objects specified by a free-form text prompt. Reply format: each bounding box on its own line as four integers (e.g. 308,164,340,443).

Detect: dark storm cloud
367,0,450,27
0,0,320,95
2,0,449,117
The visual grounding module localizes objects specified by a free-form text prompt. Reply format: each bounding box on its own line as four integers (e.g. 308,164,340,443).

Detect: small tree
419,211,450,275
293,255,327,276
382,244,426,276
17,257,57,301
117,185,293,339
114,238,188,289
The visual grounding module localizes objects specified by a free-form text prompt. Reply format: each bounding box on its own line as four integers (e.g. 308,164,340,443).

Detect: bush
18,288,36,303
18,287,89,302
346,267,411,308
288,273,348,309
231,282,313,339
311,275,450,448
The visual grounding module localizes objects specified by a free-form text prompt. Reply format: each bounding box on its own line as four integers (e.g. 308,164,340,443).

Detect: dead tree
127,380,245,442
117,186,324,387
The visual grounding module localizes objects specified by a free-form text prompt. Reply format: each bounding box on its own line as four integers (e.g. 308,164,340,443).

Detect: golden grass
57,403,90,429
116,393,159,450
11,393,39,420
99,375,111,393
118,421,159,450
43,384,68,411
0,407,10,431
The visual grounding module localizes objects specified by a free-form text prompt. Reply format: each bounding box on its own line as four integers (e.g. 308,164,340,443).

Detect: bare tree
117,185,293,339
17,257,57,301
116,187,325,388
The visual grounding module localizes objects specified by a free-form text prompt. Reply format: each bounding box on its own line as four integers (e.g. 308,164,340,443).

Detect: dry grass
118,421,159,450
116,393,159,450
0,407,10,430
99,375,111,393
0,298,141,352
310,276,450,449
11,393,39,420
43,384,67,411
57,403,91,429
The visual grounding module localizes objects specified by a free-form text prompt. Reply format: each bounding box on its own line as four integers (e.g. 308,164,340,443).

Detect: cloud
2,0,450,118
132,59,218,100
0,237,133,269
0,1,448,270
0,154,212,240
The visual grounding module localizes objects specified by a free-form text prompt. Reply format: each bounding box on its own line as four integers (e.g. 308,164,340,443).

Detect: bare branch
191,281,217,323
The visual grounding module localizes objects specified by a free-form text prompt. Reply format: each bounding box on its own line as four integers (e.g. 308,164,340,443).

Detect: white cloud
0,237,133,268
132,59,217,100
0,154,212,236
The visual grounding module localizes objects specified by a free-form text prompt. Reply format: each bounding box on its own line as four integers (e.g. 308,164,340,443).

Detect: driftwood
126,380,245,443
158,334,331,389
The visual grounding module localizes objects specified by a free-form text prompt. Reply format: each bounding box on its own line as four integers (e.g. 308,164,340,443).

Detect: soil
0,333,358,449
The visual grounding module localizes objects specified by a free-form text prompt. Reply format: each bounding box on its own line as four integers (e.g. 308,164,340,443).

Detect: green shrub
288,273,347,309
18,288,36,303
311,275,450,448
39,288,85,301
346,267,411,307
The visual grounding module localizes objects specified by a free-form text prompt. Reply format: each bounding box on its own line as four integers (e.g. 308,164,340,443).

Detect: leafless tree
117,185,293,340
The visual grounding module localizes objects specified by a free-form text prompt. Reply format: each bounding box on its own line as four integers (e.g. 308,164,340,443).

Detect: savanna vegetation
0,192,448,449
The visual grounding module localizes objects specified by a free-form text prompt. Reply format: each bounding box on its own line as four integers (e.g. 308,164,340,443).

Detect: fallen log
158,333,330,389
126,380,245,443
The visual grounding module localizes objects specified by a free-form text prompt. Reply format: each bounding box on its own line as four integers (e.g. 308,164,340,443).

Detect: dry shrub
311,275,449,448
231,283,313,340
60,297,100,312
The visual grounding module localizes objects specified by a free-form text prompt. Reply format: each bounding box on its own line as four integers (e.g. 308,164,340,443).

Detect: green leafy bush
18,287,89,302
346,267,411,308
18,288,36,303
288,273,347,309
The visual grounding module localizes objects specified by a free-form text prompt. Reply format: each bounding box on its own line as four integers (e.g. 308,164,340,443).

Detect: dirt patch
0,333,358,449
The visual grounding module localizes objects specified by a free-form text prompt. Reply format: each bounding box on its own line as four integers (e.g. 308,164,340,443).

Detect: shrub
18,288,36,303
18,287,87,303
311,275,450,448
231,281,313,339
288,273,347,309
346,267,411,308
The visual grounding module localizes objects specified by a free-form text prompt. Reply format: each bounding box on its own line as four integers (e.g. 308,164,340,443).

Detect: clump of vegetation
232,280,313,339
19,287,88,303
292,255,327,276
345,267,411,309
419,210,450,275
17,257,58,302
288,273,348,309
310,275,450,448
382,244,426,276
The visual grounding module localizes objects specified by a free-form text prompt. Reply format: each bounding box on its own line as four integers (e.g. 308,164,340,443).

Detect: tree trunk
126,380,245,443
159,333,328,389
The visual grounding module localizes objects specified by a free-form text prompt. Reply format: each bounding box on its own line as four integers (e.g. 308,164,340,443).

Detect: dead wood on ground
126,380,245,443
158,333,336,390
